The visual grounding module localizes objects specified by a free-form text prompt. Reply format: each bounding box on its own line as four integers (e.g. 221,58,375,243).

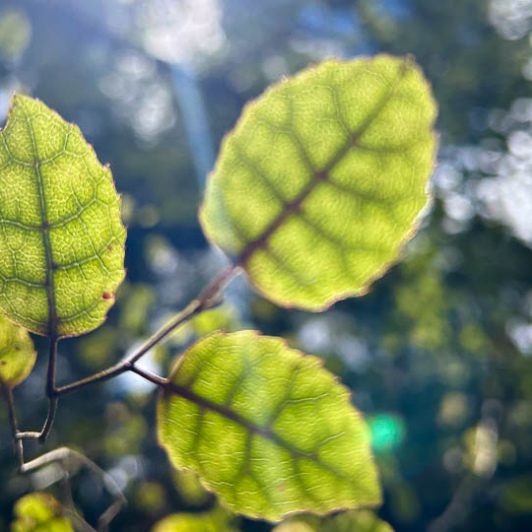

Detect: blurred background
1,0,532,530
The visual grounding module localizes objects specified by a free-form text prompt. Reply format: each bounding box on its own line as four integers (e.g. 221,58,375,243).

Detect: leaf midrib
19,103,58,337
236,60,410,266
162,379,358,485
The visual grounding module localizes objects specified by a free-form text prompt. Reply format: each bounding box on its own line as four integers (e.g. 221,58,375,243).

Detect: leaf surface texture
158,331,380,520
0,95,126,337
201,55,437,310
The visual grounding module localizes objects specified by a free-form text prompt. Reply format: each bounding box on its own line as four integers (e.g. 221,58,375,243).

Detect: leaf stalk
54,265,238,396
0,379,24,470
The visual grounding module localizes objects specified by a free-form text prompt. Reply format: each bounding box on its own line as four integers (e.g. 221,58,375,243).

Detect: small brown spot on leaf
102,292,113,300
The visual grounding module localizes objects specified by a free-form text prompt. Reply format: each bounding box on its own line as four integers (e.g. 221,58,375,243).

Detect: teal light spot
369,414,406,452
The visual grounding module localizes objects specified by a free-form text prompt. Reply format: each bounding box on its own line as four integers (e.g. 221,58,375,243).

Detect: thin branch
97,497,125,532
59,474,97,532
0,379,24,469
20,446,127,531
17,337,59,444
38,397,58,444
53,265,238,396
39,335,59,443
16,431,42,439
129,366,168,387
52,362,130,398
428,474,480,532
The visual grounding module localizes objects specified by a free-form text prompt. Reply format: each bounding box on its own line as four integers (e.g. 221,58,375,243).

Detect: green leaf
11,492,73,532
320,510,394,532
153,507,238,532
0,8,32,61
200,55,437,310
273,510,394,532
158,331,380,521
0,311,36,388
0,95,126,337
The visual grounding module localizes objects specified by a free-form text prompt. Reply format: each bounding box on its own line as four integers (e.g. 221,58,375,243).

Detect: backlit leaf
158,331,380,521
0,311,36,388
0,95,126,337
200,55,437,310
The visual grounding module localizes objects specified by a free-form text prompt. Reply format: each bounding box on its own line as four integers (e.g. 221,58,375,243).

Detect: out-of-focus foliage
152,505,238,532
0,9,31,62
1,0,532,531
10,492,72,532
273,509,393,532
0,312,35,388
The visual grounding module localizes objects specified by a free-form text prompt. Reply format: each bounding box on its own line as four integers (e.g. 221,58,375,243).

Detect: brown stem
14,336,59,445
129,366,168,387
20,446,127,531
53,266,238,396
39,335,59,443
0,379,24,469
